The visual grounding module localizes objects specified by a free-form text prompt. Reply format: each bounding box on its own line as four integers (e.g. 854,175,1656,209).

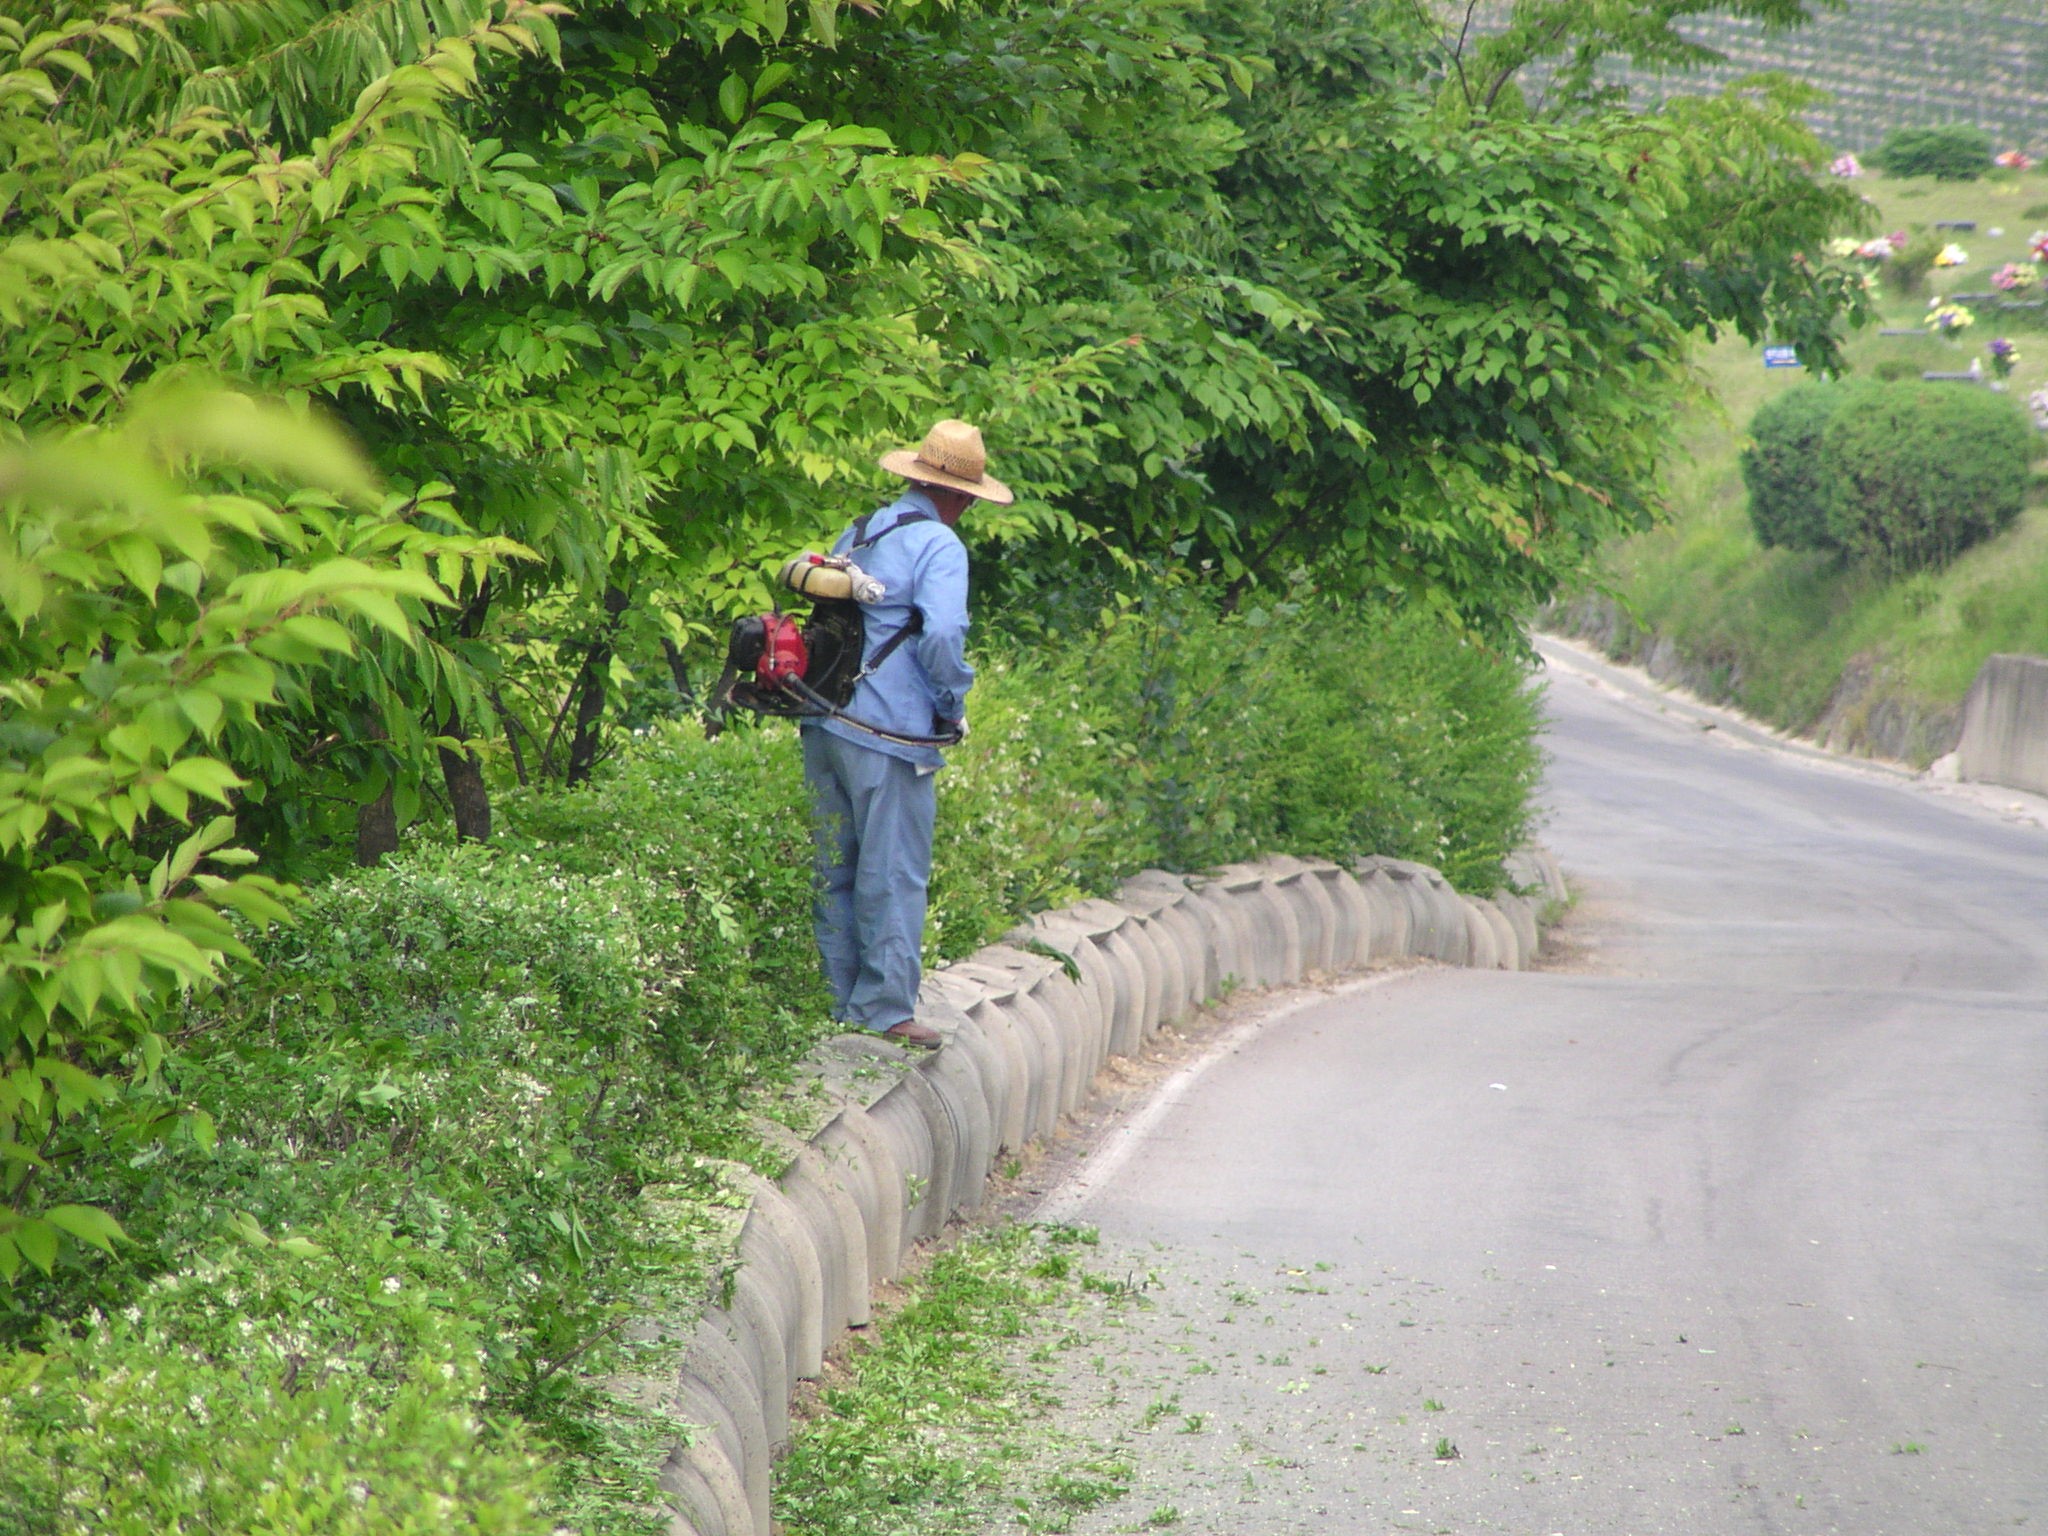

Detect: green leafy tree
0,389,504,1280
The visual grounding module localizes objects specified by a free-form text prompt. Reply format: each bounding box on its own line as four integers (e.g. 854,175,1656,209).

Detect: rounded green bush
1740,383,1851,551
1818,381,2036,573
1871,124,1994,181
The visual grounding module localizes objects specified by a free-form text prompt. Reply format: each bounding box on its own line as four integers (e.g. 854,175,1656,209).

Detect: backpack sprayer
705,514,963,747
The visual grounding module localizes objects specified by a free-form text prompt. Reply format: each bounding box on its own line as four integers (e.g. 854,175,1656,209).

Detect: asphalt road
1026,643,2048,1536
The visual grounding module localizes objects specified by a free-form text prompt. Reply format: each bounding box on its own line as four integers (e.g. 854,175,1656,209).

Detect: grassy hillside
1469,0,2048,158
1563,169,2048,766
1617,1,2048,158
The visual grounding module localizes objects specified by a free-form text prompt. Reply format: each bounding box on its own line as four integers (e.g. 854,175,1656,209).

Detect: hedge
1871,123,1994,181
1819,381,2035,572
1,592,1542,1535
1741,383,1850,551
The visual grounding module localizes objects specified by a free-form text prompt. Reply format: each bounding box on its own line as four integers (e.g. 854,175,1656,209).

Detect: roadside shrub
0,1243,551,1536
1741,384,1851,550
4,588,1544,1533
964,587,1543,894
1819,381,2035,572
1871,123,1993,181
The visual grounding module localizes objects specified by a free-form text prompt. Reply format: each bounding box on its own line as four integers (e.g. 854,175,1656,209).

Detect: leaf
14,1219,56,1274
163,758,247,805
43,1204,126,1254
718,72,748,126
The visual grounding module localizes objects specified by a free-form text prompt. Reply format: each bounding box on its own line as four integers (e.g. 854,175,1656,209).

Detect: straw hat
878,418,1013,505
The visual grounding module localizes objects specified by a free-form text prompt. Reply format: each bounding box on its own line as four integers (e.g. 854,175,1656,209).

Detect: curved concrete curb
638,848,1568,1535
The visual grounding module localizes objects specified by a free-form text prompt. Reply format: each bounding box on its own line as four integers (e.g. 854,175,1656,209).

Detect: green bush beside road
0,592,1540,1536
1818,382,2034,572
1742,380,2033,571
1741,385,1849,551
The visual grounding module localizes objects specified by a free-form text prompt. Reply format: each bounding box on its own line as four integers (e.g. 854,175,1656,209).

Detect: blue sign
1763,345,1803,369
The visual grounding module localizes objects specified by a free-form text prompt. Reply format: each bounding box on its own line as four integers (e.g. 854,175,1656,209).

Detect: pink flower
1829,153,1863,178
1995,150,2034,170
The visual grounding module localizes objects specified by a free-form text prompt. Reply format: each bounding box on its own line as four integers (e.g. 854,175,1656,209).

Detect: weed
1081,1270,1145,1299
1892,1441,1927,1455
1434,1438,1460,1460
1146,1508,1182,1527
1423,1398,1446,1412
1141,1394,1181,1428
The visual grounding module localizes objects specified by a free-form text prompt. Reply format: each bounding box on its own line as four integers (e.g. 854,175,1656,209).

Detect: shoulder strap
849,507,935,551
841,505,936,679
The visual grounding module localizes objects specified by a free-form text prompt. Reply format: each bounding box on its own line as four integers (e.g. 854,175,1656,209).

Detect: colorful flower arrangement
1987,337,2020,379
1926,301,1975,334
1933,243,1969,268
1991,263,2039,291
1995,150,2034,171
1828,153,1863,178
2030,231,2048,264
1855,237,1897,262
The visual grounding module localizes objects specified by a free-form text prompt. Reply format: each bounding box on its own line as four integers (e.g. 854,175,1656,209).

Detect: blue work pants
800,727,936,1031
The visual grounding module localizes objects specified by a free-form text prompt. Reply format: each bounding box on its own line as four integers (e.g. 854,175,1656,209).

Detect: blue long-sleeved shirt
808,487,973,769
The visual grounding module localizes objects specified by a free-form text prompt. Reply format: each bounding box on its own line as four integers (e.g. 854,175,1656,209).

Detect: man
802,419,1012,1049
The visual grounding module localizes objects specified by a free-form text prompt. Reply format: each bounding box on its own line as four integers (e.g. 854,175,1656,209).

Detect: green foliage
3,584,1542,1524
1819,382,2036,571
1739,379,2035,574
1741,383,1850,549
0,1243,552,1536
1881,229,1945,296
935,585,1543,919
1872,123,1995,181
0,390,514,1281
2,827,770,1531
3,0,1868,841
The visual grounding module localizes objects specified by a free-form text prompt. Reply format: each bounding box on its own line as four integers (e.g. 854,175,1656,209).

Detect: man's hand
939,717,968,743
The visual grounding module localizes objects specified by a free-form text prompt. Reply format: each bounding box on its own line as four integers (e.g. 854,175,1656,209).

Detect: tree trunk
437,580,494,839
661,636,697,710
355,784,399,866
566,585,630,787
439,709,492,842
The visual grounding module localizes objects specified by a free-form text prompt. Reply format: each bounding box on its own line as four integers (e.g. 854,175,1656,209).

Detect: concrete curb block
656,846,1568,1536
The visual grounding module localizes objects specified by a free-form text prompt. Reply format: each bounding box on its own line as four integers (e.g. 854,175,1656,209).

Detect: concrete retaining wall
633,849,1569,1536
1957,653,2048,798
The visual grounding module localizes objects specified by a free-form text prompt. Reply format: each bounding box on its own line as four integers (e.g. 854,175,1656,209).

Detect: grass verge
774,1222,1137,1536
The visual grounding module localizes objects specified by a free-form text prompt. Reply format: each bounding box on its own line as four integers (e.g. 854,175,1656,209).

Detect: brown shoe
880,1019,943,1050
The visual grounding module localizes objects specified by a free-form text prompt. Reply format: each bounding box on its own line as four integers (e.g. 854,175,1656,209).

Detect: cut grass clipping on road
774,1222,1141,1536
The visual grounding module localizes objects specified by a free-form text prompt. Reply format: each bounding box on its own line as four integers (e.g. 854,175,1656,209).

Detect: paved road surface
1027,643,2048,1535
